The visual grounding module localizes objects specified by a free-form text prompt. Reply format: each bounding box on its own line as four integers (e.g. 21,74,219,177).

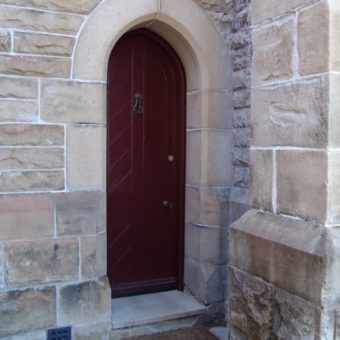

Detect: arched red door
107,29,186,296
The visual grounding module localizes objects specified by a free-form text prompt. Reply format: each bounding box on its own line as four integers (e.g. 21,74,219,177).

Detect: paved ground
130,326,218,339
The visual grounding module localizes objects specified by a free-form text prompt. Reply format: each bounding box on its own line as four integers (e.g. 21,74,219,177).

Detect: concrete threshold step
111,290,206,331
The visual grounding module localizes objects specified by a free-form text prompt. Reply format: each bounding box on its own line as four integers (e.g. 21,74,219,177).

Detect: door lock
133,93,143,114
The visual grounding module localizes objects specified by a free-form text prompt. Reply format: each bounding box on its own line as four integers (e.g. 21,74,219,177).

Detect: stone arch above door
72,0,233,305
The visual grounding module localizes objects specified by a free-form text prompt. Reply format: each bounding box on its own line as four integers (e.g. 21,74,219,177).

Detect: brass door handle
162,201,172,209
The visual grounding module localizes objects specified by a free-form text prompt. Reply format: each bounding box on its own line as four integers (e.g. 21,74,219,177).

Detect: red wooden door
107,29,185,296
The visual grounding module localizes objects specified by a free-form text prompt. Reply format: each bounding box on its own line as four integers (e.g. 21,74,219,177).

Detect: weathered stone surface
59,276,111,325
14,32,75,57
184,257,226,304
229,266,273,339
277,151,327,222
3,330,46,340
4,238,79,287
0,100,37,122
185,186,229,226
0,55,71,78
233,147,250,167
0,124,64,146
0,148,64,170
229,266,320,339
0,77,37,99
252,78,328,147
298,1,329,76
81,233,106,280
41,80,106,124
233,128,250,148
329,74,340,148
0,30,10,52
250,150,273,212
56,191,105,236
233,68,251,90
233,89,250,109
0,194,54,241
67,126,106,190
228,187,251,224
253,18,294,85
185,223,228,265
233,108,251,128
0,0,101,14
73,321,111,340
0,6,83,34
0,287,56,337
330,2,340,72
0,170,64,192
0,244,4,289
327,152,340,225
229,210,327,305
187,90,232,129
232,46,251,72
252,0,311,25
233,166,250,188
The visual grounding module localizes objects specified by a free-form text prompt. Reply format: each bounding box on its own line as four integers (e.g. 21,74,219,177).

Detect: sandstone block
0,148,64,170
252,0,311,25
0,55,71,78
81,233,106,280
185,186,229,226
233,128,250,148
5,238,79,287
0,77,37,99
185,223,228,265
0,286,56,337
250,150,273,212
3,330,46,340
184,257,226,304
56,191,105,236
73,321,111,340
41,80,106,124
232,166,250,188
229,210,327,305
186,131,201,186
67,126,106,190
252,78,328,147
187,90,232,129
228,187,251,224
0,30,10,52
0,124,64,146
252,18,294,85
0,244,3,289
233,69,250,90
0,100,37,122
327,152,340,225
233,89,250,109
233,108,251,128
298,1,329,76
0,6,83,34
14,32,75,57
232,46,251,71
0,194,54,241
330,2,340,72
277,151,327,222
0,170,64,192
0,0,101,14
58,276,111,325
329,74,340,147
233,147,250,167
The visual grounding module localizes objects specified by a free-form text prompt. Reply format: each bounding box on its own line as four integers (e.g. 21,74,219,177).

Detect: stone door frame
73,0,233,305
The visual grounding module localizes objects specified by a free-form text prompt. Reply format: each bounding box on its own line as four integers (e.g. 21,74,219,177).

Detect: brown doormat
130,326,218,340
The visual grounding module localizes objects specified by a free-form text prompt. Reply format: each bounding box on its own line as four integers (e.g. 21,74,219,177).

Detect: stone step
111,290,206,338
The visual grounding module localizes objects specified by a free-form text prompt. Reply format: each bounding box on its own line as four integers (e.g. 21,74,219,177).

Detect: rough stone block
0,100,37,122
0,194,54,241
0,6,83,34
228,187,250,224
67,126,106,190
73,321,111,340
41,80,106,124
233,108,251,128
185,186,229,226
250,150,273,212
56,191,105,236
187,90,232,129
184,257,226,304
298,1,329,76
233,68,251,91
232,166,250,188
0,0,101,14
252,18,294,85
4,238,79,287
186,131,201,186
0,170,64,192
233,89,250,109
185,223,228,265
252,0,311,25
14,32,75,57
0,77,37,99
0,55,71,78
233,147,250,167
252,78,328,148
58,276,111,325
277,151,327,222
0,124,64,146
81,234,106,280
229,210,327,305
0,286,56,337
0,30,10,52
0,148,64,170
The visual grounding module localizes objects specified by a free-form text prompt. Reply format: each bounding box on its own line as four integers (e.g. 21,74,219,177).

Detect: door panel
107,29,185,296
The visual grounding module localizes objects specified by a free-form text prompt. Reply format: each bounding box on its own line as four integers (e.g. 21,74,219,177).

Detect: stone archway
72,0,233,308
